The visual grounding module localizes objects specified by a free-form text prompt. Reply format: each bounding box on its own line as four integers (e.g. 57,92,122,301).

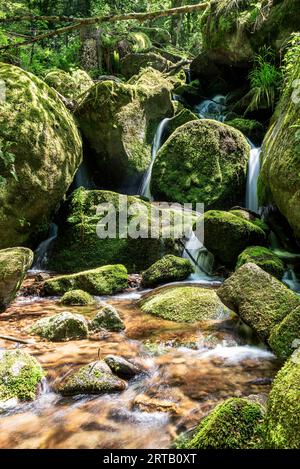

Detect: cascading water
74,161,93,190
195,95,228,122
32,223,58,271
246,144,261,214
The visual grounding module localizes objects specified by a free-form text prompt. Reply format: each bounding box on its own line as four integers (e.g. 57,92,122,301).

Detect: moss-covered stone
164,109,198,141
120,52,170,79
43,264,128,296
0,63,82,248
59,360,126,396
201,210,267,266
236,246,285,279
151,120,250,209
217,263,300,342
225,118,265,145
59,289,95,306
44,68,93,100
268,306,300,360
30,311,89,341
184,398,265,449
265,354,300,448
142,254,193,287
104,355,141,379
0,350,45,402
89,304,125,332
0,247,33,312
139,286,228,323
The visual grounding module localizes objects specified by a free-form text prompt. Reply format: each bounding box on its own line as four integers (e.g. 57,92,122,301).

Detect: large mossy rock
151,120,250,209
44,68,93,100
0,247,33,312
59,360,126,396
90,304,125,332
268,307,300,361
75,68,173,191
0,350,45,402
43,264,128,296
48,189,184,273
217,263,300,342
0,63,82,248
30,311,89,341
139,286,228,323
142,254,193,287
265,354,300,448
236,246,285,279
120,52,170,79
258,46,300,241
184,398,265,449
201,211,267,266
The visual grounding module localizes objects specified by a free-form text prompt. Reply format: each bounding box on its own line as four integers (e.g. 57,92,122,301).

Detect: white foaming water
139,118,170,199
195,95,227,121
246,145,261,213
33,223,58,271
199,344,275,363
282,266,300,293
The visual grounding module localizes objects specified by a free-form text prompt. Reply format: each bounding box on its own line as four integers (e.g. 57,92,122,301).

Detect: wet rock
142,255,194,288
30,311,89,341
0,247,33,312
134,394,179,416
89,305,125,333
59,289,95,306
104,355,141,379
59,361,126,396
0,350,45,402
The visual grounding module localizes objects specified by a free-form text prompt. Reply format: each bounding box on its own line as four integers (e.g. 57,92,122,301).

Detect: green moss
165,109,198,141
142,254,193,287
30,311,89,341
59,289,95,306
225,118,265,144
268,306,300,360
0,350,45,402
139,286,228,323
236,246,285,279
43,264,128,296
184,398,265,449
44,68,93,100
120,52,169,79
89,304,125,332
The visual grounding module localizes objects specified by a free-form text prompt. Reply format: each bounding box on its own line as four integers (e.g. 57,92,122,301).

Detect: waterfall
282,266,300,293
74,161,93,190
195,95,227,122
246,145,261,213
33,223,58,271
139,118,170,200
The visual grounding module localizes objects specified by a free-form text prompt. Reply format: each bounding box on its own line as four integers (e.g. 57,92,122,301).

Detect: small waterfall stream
32,223,58,271
74,161,94,190
246,145,261,214
195,95,228,121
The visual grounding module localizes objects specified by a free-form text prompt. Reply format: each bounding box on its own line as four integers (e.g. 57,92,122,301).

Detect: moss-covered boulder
139,286,228,323
268,306,300,360
48,189,184,273
184,398,265,449
59,360,126,396
151,120,250,209
0,350,45,402
30,312,89,341
0,63,82,248
217,263,300,342
236,246,285,279
164,109,198,141
44,68,93,100
104,355,141,379
89,304,125,332
201,211,267,266
265,354,300,448
59,289,95,306
225,118,265,145
142,255,193,287
75,68,173,191
43,264,128,296
0,247,33,312
120,52,170,79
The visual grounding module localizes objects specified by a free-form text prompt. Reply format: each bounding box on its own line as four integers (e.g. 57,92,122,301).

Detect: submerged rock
89,304,125,332
139,286,228,323
104,355,141,379
217,263,300,342
44,68,93,100
0,350,45,402
0,63,82,249
30,312,89,341
43,264,128,296
236,246,285,279
142,255,194,287
151,120,250,209
59,361,126,396
59,289,95,306
120,52,170,79
0,247,33,312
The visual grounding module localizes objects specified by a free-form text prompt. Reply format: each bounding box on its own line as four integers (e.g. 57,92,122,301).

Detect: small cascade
195,95,227,122
139,118,170,199
282,266,300,293
74,161,93,189
33,223,58,271
246,146,261,213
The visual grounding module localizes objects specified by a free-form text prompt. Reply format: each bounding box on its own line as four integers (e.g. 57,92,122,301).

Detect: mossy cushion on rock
265,353,300,448
217,263,300,342
90,304,125,332
184,398,265,449
164,109,198,141
0,247,33,312
142,255,194,287
151,120,250,209
59,289,95,306
225,118,265,145
43,264,128,296
48,189,184,273
75,68,173,191
59,360,126,396
0,350,44,402
44,68,93,100
139,286,228,323
30,312,89,341
0,63,82,249
201,211,267,266
236,246,285,279
268,306,300,360
120,52,170,79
